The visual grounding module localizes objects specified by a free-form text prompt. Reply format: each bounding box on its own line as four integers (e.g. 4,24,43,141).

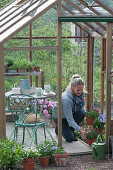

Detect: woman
52,75,86,142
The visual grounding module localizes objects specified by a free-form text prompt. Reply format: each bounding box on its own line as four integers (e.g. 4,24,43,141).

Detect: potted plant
5,56,14,67
86,107,99,125
93,114,105,134
7,64,18,73
85,126,99,146
54,146,68,166
36,140,57,167
32,61,41,72
0,138,23,169
21,148,39,170
16,59,33,72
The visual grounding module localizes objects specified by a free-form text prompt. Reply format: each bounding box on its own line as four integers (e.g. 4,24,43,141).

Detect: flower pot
86,138,96,146
34,66,40,72
55,152,68,166
22,158,36,170
18,68,27,72
97,128,103,134
39,156,50,167
86,116,95,125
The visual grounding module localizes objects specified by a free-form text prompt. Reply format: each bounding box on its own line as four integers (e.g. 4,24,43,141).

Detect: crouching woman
52,74,86,143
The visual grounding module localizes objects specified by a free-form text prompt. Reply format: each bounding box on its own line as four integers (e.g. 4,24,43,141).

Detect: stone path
6,122,92,155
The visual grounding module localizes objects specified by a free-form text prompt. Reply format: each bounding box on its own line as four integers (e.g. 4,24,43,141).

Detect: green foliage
0,0,12,8
36,140,57,162
93,114,105,129
55,146,65,154
15,59,33,70
86,108,99,119
20,148,39,160
85,126,99,140
0,138,23,169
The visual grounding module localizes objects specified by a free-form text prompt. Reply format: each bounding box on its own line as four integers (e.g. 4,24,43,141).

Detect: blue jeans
53,107,85,143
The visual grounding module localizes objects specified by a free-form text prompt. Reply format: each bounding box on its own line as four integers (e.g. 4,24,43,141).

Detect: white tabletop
5,91,56,99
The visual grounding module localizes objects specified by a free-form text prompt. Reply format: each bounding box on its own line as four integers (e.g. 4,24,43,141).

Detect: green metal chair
7,93,54,146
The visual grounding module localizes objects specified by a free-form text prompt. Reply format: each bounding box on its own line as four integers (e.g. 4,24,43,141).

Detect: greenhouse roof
0,0,113,43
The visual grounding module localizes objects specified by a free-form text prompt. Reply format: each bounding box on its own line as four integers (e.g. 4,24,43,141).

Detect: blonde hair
67,74,84,92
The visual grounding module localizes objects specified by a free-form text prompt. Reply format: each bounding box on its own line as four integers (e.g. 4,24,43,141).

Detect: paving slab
6,122,92,155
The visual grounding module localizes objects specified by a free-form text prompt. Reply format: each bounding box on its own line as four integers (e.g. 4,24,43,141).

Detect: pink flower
43,105,47,109
38,99,44,104
43,109,48,114
43,109,50,118
45,100,48,104
48,103,53,107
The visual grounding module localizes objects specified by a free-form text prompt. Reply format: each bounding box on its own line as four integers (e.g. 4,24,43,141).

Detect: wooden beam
61,4,91,35
4,46,57,51
87,36,94,109
93,0,113,15
12,36,88,39
64,0,86,14
77,0,101,15
29,24,32,87
106,23,113,149
100,38,106,113
75,23,92,36
63,0,106,31
57,0,62,147
0,44,6,138
0,0,58,43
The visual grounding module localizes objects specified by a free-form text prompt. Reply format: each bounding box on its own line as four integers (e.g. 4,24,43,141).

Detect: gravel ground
19,154,113,170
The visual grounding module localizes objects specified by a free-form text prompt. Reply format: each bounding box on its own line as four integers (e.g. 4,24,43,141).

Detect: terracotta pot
86,116,95,125
55,152,68,166
34,66,40,72
86,138,96,146
18,68,27,72
39,156,50,167
97,128,103,134
22,158,36,170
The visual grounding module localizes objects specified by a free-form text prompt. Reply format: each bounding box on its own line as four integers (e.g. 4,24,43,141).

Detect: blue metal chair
7,93,54,146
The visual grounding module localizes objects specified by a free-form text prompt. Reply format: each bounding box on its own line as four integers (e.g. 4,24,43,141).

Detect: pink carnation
43,105,47,109
38,99,44,104
45,100,48,104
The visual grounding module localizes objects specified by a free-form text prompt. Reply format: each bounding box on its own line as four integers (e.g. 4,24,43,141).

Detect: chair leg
30,128,35,147
15,127,18,141
43,125,46,140
45,126,54,141
9,129,15,141
34,127,37,144
22,127,25,145
26,127,32,138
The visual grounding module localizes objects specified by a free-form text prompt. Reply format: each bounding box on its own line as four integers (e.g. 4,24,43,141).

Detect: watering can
91,135,106,160
19,79,31,90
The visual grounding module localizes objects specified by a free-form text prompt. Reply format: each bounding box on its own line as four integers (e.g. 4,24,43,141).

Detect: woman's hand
79,129,86,139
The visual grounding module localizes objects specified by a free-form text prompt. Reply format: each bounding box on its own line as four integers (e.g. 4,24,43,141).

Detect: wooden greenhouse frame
0,0,113,150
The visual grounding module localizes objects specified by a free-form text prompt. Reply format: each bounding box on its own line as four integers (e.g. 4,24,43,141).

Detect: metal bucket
91,135,106,160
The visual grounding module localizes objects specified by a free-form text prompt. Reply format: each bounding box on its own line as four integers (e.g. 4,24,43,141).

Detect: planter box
18,68,27,72
8,70,17,73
